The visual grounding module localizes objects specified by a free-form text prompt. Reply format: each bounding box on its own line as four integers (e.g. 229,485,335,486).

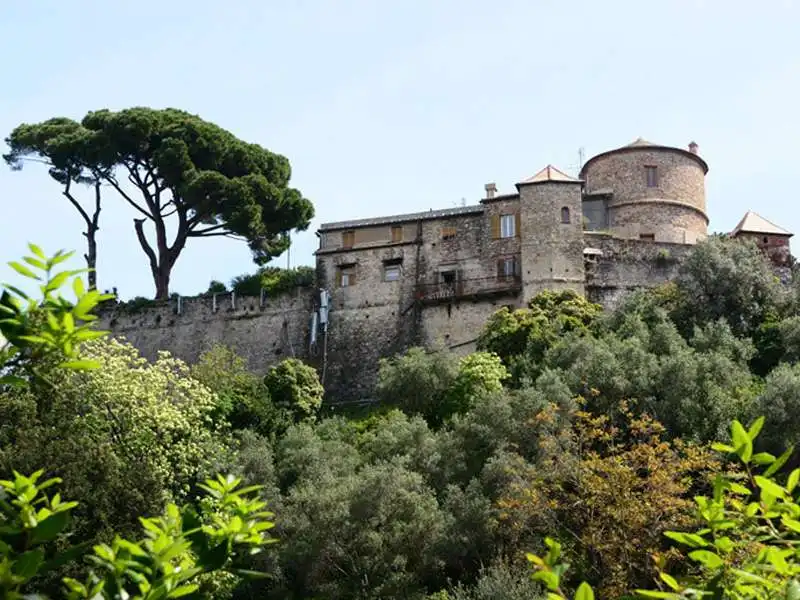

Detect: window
442,226,457,240
639,233,655,241
497,256,518,278
561,206,571,224
440,270,457,285
500,214,515,238
337,267,355,287
384,265,401,281
645,166,658,188
391,226,403,242
342,230,355,248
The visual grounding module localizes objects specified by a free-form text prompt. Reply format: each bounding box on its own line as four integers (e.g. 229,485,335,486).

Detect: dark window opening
561,206,571,224
645,166,658,188
639,233,655,241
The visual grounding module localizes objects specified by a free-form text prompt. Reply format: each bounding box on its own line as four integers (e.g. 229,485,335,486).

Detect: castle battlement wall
97,287,316,375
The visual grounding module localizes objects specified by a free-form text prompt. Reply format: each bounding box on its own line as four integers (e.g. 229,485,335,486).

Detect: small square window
391,226,403,243
500,214,515,238
645,166,658,188
442,226,457,240
342,230,355,248
384,265,401,281
639,233,655,241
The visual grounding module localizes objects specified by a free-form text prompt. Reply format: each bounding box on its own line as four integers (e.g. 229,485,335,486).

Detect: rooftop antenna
577,147,586,172
460,197,466,207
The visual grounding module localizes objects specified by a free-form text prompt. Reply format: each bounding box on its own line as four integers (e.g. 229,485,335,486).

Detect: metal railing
415,275,521,302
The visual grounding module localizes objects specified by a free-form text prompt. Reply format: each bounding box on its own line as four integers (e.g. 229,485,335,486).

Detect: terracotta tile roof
731,211,793,237
625,137,655,147
518,164,581,185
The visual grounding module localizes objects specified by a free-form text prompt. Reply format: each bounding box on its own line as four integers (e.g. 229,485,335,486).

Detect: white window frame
500,214,515,238
384,265,401,281
340,272,352,287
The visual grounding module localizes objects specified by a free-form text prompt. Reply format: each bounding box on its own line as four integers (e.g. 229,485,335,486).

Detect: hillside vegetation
4,235,800,599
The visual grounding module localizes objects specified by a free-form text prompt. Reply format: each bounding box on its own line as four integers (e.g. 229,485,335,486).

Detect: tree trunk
154,265,171,300
83,227,98,290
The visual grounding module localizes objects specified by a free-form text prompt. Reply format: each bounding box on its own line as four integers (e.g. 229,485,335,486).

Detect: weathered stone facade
97,138,793,403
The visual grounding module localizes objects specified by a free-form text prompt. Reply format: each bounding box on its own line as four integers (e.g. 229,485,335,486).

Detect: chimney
688,141,699,155
484,182,497,199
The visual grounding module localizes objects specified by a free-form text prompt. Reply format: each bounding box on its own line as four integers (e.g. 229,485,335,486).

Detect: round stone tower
580,138,709,244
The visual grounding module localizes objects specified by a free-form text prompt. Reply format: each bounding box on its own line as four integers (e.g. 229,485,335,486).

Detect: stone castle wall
97,238,688,402
96,287,316,375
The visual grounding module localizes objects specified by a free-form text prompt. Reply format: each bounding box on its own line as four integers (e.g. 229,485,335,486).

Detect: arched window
561,206,571,224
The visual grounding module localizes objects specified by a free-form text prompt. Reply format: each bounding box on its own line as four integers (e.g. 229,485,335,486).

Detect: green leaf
754,475,786,499
731,420,753,463
0,375,27,387
658,572,680,591
574,582,594,600
663,531,709,548
59,360,101,370
31,511,70,544
13,548,44,579
711,442,735,453
764,445,794,477
72,276,86,299
751,452,776,465
28,243,45,259
781,516,800,533
748,416,765,440
635,592,681,599
47,251,74,268
167,584,199,598
8,261,41,281
788,468,800,492
687,549,724,569
23,256,46,270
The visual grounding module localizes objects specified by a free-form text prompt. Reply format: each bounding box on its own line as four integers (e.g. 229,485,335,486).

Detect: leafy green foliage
206,280,228,294
230,266,315,298
671,235,787,338
478,290,602,383
192,345,291,437
0,471,275,600
263,358,324,422
0,243,113,381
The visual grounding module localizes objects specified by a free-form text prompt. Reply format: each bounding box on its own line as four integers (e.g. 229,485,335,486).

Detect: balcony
415,275,522,304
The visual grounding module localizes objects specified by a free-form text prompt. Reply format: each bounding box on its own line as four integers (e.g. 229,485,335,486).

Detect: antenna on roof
460,197,466,207
578,147,585,172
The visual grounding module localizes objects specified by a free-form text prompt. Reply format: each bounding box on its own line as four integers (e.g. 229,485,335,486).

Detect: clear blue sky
1,1,798,299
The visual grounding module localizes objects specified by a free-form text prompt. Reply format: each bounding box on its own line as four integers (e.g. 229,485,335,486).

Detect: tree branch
134,218,159,274
187,224,227,236
106,176,153,219
62,179,92,226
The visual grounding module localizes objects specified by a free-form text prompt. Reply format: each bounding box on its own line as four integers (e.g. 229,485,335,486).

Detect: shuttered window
391,226,403,242
342,230,355,248
496,256,517,278
492,213,520,239
442,226,457,240
336,268,356,287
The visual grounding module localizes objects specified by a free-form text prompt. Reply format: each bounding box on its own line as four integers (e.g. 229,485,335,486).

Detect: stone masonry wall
582,148,707,243
584,233,693,309
96,288,315,373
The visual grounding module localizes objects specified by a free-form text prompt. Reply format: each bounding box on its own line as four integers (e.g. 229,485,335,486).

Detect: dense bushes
6,235,800,599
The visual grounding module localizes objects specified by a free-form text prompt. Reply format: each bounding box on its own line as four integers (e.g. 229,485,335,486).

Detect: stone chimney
484,182,497,199
688,141,699,154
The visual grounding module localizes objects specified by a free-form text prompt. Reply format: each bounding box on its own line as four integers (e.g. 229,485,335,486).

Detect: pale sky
1,1,798,299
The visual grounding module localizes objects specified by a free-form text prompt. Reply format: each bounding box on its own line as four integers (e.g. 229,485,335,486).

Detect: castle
99,138,793,402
